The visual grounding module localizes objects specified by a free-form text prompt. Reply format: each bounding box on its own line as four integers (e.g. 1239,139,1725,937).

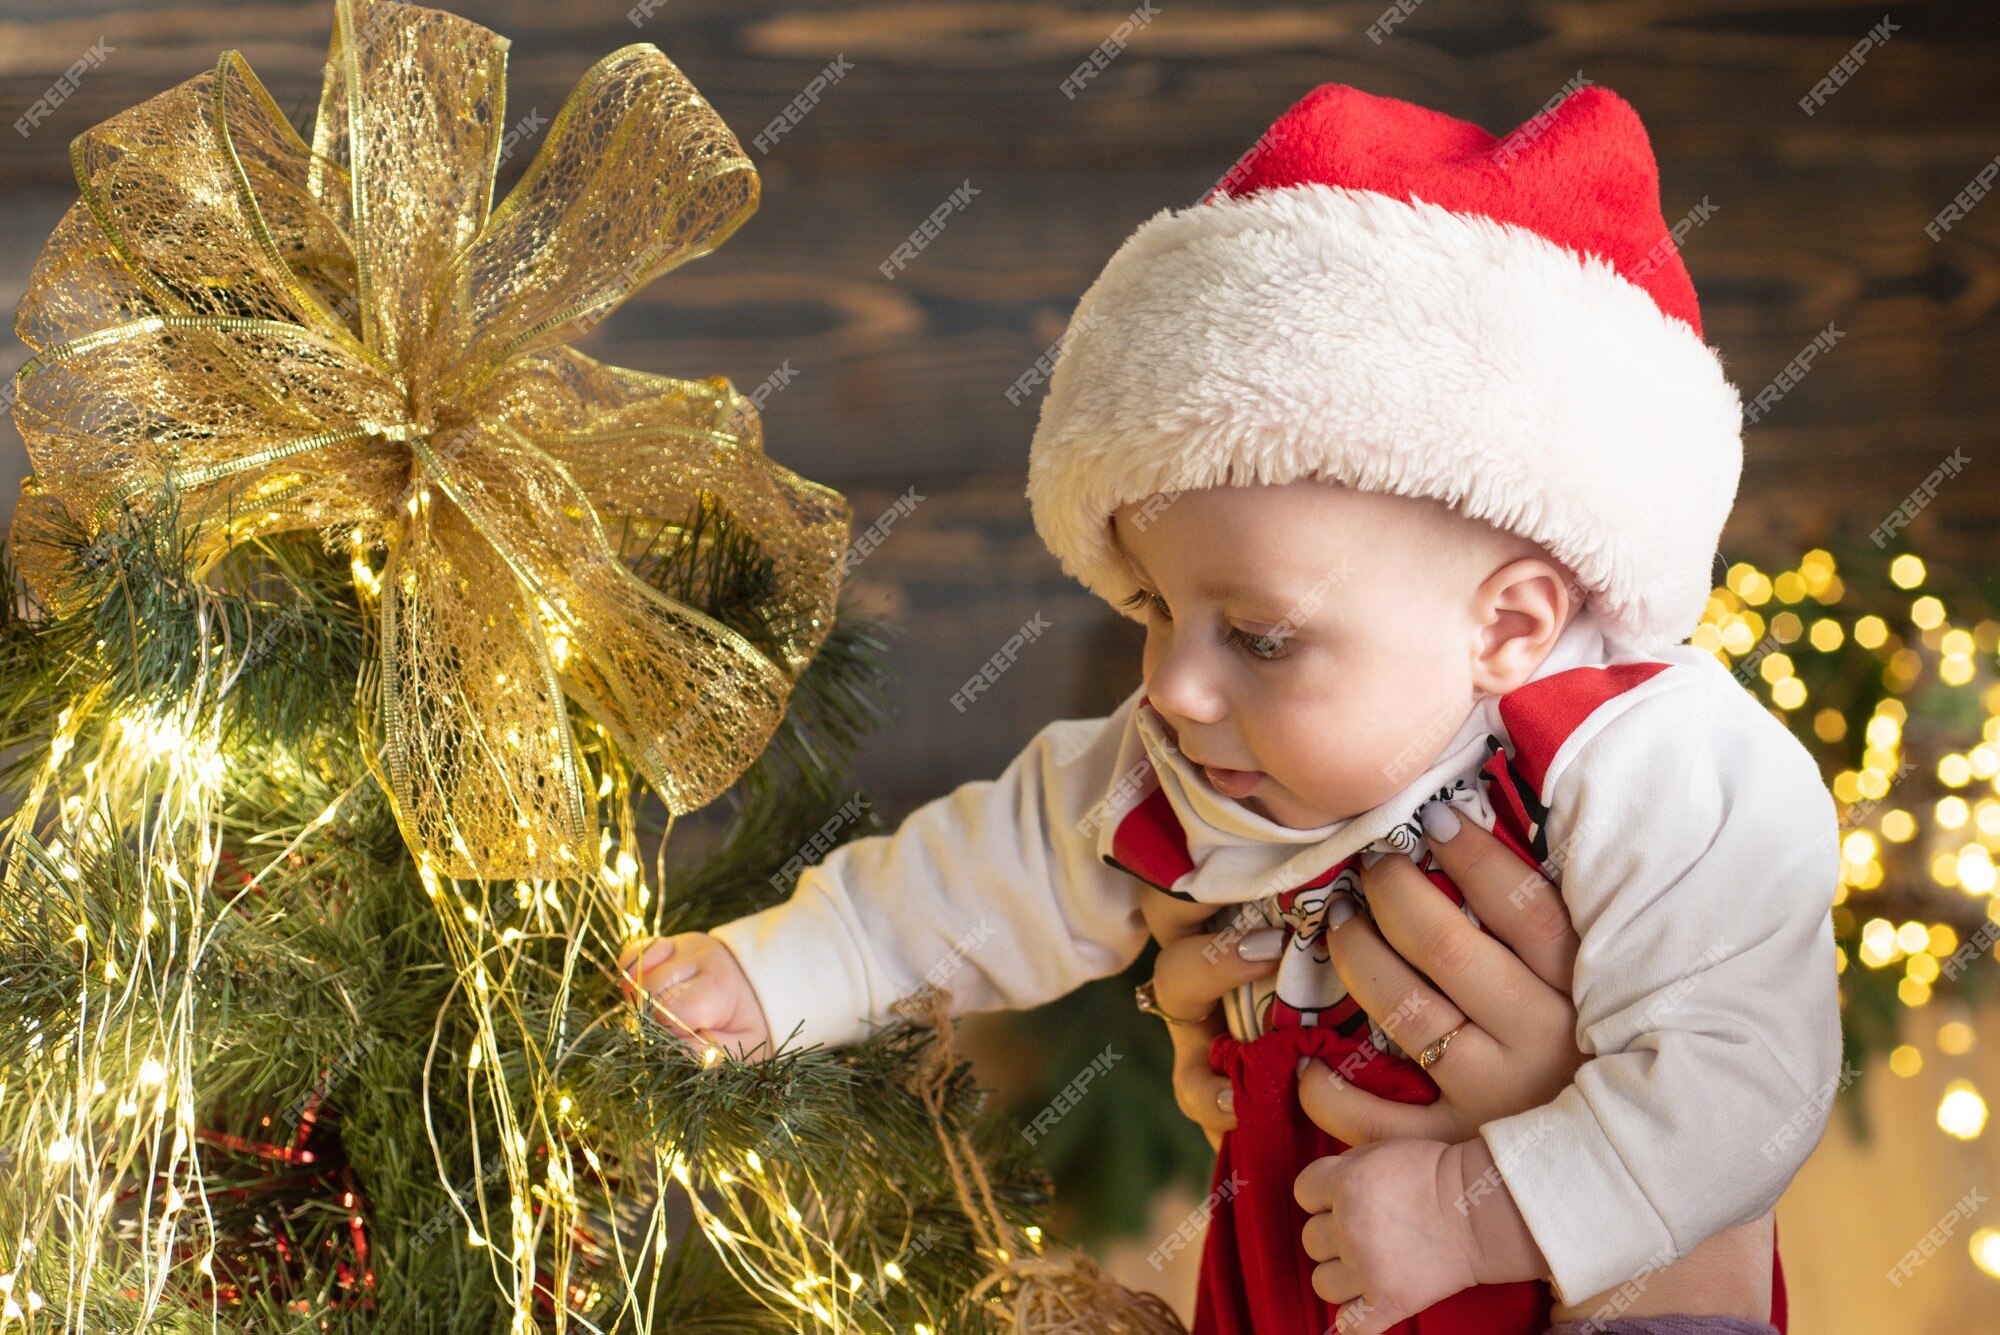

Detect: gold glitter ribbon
8,0,850,879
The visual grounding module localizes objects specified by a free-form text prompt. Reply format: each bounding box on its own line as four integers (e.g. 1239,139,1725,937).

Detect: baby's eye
1227,626,1290,661
1120,588,1171,620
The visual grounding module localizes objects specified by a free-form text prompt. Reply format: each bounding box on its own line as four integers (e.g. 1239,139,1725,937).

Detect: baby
619,83,1841,1335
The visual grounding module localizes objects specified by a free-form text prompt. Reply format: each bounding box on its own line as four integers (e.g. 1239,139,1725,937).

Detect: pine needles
0,484,1044,1333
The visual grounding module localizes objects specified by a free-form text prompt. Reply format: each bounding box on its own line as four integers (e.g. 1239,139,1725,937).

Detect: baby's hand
1294,1138,1484,1334
616,933,773,1060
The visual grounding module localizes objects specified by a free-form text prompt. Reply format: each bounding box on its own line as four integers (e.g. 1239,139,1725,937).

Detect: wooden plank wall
0,0,1994,813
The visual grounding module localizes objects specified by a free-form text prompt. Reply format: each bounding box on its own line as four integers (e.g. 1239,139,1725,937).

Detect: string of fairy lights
0,629,1022,1332
1699,547,2000,1283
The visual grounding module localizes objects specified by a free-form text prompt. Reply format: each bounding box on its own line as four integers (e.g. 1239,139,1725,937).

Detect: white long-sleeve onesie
710,612,1843,1303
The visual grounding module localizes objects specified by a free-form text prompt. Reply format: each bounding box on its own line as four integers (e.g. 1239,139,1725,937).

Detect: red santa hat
1025,81,1742,653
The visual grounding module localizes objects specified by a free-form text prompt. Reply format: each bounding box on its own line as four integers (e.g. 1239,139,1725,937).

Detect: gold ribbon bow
8,0,850,879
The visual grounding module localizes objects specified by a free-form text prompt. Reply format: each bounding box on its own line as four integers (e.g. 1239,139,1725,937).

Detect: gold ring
1135,980,1216,1027
1417,1021,1467,1071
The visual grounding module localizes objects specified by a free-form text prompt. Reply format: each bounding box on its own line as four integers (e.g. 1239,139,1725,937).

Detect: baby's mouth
1200,763,1264,800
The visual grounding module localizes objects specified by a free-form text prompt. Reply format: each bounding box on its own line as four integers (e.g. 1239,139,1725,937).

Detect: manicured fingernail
1422,802,1462,843
1238,928,1286,961
1322,894,1358,931
1217,1086,1234,1115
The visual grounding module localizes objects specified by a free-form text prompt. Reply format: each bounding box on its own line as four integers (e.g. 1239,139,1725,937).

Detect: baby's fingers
634,964,732,1047
616,936,672,978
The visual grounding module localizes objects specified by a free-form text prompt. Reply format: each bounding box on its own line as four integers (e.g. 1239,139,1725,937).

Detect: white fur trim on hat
1025,183,1743,653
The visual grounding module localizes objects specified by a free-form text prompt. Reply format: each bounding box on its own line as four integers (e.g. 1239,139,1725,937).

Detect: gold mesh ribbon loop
9,0,850,879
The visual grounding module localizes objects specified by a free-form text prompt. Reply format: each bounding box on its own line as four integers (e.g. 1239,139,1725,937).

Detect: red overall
1105,670,1789,1335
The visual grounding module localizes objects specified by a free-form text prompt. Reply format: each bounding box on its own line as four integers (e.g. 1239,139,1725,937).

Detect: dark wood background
1,0,1995,816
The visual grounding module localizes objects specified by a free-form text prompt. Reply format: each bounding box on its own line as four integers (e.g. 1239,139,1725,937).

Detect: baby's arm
1469,660,1844,1304
624,686,1155,1055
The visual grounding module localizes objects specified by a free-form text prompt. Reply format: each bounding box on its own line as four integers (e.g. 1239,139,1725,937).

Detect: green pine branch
0,483,1046,1333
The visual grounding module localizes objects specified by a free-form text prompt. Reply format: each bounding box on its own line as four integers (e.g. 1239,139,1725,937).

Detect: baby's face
1109,480,1493,829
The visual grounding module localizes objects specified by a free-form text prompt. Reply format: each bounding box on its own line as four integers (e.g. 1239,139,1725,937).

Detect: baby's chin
1239,781,1345,831
1242,771,1394,830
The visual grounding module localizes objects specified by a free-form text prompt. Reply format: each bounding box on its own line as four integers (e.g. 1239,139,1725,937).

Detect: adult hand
1296,806,1584,1146
1158,809,1583,1148
1141,891,1282,1151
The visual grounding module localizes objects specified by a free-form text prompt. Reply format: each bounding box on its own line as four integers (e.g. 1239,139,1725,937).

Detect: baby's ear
1468,557,1572,694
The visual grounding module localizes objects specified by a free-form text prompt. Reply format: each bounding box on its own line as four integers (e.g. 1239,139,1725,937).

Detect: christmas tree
0,2,1181,1329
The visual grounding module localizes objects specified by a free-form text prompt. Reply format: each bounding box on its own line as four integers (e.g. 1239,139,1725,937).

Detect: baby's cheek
1267,682,1445,814
1252,716,1377,821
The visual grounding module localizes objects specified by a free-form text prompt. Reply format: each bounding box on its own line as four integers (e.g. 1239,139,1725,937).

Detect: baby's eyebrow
1199,579,1295,609
1111,516,1302,614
